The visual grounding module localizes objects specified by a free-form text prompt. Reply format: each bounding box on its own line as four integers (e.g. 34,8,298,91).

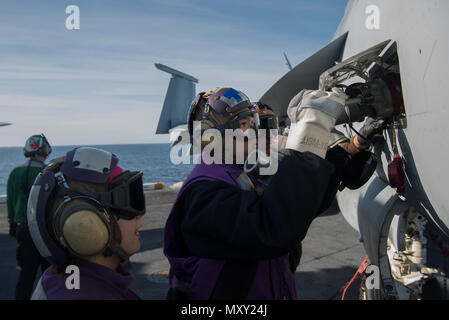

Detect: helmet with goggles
187,87,260,139
27,147,145,271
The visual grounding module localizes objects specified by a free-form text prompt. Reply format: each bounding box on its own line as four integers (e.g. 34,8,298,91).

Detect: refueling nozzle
335,78,397,125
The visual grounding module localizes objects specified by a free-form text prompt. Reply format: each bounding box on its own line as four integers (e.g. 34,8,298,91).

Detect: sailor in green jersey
7,134,52,300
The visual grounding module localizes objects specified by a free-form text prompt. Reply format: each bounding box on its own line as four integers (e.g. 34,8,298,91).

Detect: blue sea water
0,144,194,196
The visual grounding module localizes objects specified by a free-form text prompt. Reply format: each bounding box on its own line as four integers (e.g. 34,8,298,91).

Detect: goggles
228,108,260,132
106,170,146,219
53,170,146,220
213,108,261,135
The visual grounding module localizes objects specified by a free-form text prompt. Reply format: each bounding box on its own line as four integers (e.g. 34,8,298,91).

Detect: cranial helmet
27,147,146,270
24,134,52,158
187,87,260,138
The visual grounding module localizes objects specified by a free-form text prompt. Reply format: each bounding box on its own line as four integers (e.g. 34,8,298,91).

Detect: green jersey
7,159,46,224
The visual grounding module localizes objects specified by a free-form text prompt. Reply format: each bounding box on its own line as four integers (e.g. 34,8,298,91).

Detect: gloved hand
9,223,17,238
339,151,378,190
353,117,386,150
328,128,349,149
285,88,347,158
325,140,378,191
328,128,361,156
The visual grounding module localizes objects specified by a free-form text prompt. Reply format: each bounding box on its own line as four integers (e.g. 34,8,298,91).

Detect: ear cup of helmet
54,199,114,257
41,134,52,156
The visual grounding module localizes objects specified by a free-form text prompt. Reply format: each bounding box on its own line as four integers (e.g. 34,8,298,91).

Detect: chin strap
108,215,132,272
109,241,132,271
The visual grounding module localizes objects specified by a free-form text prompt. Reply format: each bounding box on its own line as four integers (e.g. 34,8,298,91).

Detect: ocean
0,144,195,196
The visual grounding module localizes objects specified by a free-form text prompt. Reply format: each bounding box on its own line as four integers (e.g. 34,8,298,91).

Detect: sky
0,0,348,147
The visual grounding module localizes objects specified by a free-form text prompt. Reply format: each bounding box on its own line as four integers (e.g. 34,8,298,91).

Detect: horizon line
0,141,171,148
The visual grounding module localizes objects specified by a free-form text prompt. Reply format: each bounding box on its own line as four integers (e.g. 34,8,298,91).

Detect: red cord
341,255,369,300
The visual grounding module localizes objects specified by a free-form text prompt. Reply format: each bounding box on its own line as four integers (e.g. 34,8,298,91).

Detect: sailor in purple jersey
28,147,146,299
164,87,381,300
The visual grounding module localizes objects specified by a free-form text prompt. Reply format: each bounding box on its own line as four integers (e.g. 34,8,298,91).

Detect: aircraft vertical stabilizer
155,63,198,134
283,52,293,71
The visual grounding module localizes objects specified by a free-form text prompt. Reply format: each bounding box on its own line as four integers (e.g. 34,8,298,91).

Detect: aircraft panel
334,0,449,236
258,32,348,119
